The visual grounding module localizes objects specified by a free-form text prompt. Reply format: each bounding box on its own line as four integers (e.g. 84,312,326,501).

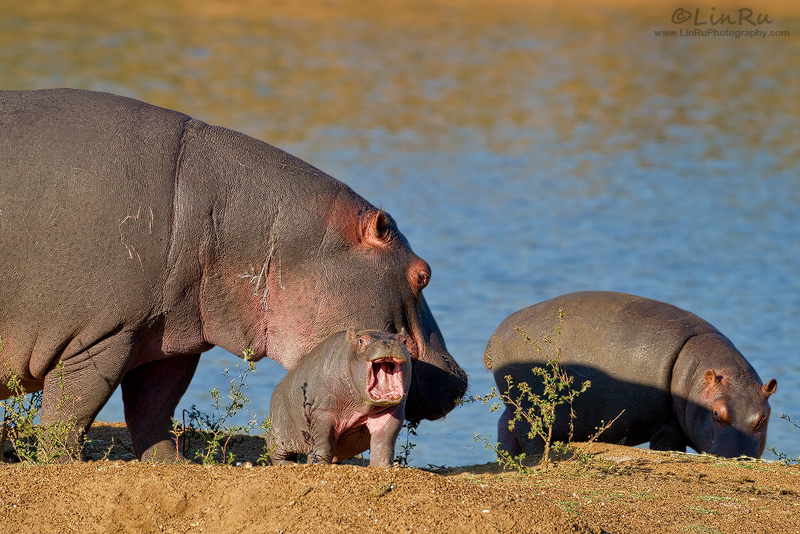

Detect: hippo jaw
343,328,412,408
703,412,769,458
402,309,469,422
364,331,411,406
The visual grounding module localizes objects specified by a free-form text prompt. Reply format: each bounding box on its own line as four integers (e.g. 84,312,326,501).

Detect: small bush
394,419,420,467
1,361,82,464
768,413,799,465
472,308,616,472
171,349,259,465
258,417,274,465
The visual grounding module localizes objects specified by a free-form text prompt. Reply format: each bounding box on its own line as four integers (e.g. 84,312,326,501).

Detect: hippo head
687,370,777,458
194,164,468,422
675,334,778,458
344,328,412,407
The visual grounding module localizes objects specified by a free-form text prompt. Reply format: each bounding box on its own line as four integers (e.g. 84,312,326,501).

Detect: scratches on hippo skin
239,232,284,311
118,205,154,271
239,258,271,311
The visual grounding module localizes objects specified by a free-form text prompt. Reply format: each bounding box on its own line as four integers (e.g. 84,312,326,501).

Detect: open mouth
366,357,407,404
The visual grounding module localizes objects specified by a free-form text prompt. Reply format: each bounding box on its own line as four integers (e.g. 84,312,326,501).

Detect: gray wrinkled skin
269,329,412,467
0,89,467,461
484,291,777,458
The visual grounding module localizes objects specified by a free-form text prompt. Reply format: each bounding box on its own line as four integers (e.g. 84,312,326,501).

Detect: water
2,1,798,466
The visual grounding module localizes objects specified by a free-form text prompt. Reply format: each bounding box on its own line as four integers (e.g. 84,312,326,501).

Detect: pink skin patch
366,356,408,404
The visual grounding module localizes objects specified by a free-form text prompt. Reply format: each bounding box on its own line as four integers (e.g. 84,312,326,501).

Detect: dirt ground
0,423,797,534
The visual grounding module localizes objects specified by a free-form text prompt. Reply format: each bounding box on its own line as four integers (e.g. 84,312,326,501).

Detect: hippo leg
40,334,133,460
308,424,337,465
497,406,524,457
365,404,406,467
649,420,689,452
271,448,299,465
268,432,299,465
121,354,200,461
271,453,297,465
332,426,370,463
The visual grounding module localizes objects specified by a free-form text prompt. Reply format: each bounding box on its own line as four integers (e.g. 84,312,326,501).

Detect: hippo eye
408,260,432,295
711,399,729,426
754,415,766,432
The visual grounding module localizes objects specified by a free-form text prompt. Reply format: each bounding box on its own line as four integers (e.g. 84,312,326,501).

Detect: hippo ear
346,327,357,345
363,210,394,248
762,378,777,398
703,369,721,389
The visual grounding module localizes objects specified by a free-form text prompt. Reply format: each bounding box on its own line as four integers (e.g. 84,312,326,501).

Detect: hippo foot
139,440,190,464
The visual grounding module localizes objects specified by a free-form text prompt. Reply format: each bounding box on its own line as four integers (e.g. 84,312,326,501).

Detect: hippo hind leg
271,449,299,465
497,406,524,457
40,331,133,461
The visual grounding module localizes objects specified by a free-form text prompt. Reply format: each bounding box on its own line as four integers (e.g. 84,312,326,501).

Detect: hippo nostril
417,272,428,288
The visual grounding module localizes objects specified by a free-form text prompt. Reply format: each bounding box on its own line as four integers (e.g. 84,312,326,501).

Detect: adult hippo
0,88,467,460
484,291,777,459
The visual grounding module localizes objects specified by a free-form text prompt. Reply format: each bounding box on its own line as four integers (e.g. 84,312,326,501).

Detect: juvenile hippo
484,291,777,458
269,328,411,467
0,89,467,460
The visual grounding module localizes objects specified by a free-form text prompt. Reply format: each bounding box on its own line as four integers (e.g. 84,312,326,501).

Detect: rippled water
2,1,798,465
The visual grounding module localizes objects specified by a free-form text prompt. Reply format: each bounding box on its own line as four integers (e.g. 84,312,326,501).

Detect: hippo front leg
270,447,299,465
121,354,200,461
365,404,406,467
649,420,689,452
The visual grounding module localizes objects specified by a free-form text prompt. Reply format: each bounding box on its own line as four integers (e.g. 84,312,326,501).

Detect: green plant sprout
394,419,420,467
1,361,82,464
768,413,799,465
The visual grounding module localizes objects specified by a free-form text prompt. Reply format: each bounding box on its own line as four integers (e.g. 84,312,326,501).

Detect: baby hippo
485,291,777,459
269,328,412,467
